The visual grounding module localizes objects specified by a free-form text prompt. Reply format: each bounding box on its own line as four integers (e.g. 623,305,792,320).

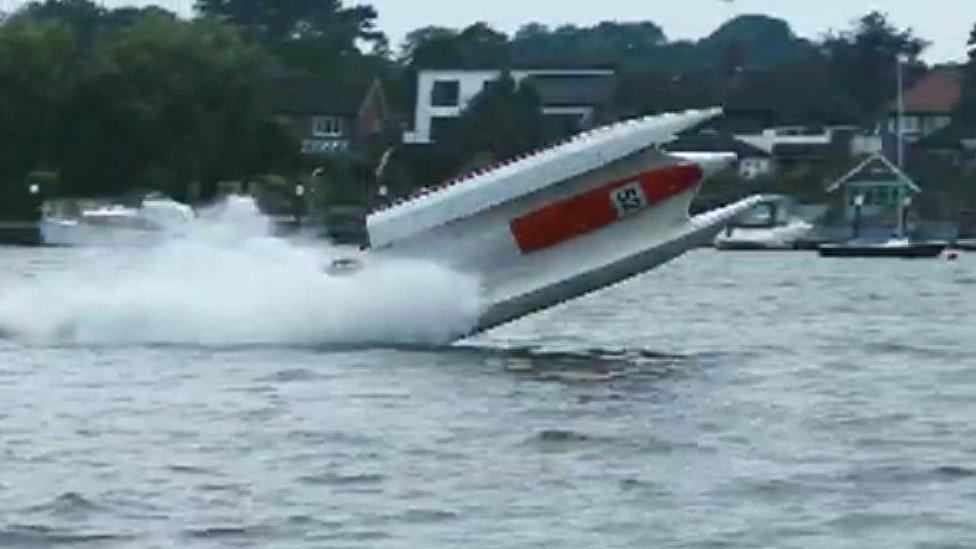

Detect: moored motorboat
818,238,946,258
40,194,194,247
714,195,813,250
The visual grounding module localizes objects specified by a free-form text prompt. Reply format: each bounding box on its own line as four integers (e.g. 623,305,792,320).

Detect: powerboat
714,195,813,250
360,108,763,336
40,194,194,247
817,192,946,259
819,237,946,258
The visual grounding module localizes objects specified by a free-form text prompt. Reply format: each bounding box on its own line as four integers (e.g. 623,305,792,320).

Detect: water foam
0,197,481,347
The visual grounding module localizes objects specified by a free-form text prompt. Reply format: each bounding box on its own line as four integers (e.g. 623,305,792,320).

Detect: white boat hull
714,221,813,250
364,110,762,336
39,219,169,248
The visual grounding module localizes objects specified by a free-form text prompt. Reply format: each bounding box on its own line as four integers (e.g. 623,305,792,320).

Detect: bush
252,173,303,216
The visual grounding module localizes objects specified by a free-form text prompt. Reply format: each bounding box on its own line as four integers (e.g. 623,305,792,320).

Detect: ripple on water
23,492,107,519
254,368,322,383
183,524,276,541
298,471,386,485
397,508,459,523
0,524,137,546
934,465,976,479
526,429,675,457
165,464,225,477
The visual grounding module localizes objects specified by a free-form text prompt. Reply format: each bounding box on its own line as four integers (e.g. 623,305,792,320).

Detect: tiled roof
262,74,372,116
898,70,962,114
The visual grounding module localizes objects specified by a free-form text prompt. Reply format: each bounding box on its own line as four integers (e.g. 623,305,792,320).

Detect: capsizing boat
343,108,762,338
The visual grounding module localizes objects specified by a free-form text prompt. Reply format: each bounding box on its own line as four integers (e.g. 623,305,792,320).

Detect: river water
1,245,975,548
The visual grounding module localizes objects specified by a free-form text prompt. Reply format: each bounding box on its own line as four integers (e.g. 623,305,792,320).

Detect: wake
0,198,481,347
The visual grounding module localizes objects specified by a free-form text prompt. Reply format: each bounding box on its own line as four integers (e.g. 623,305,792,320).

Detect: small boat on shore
714,195,813,250
40,194,194,247
817,178,946,259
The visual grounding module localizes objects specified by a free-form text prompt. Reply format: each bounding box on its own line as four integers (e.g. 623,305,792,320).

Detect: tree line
0,1,972,218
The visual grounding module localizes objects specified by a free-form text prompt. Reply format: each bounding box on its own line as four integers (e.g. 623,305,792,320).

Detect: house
264,74,393,155
826,153,921,223
886,68,962,142
404,67,617,145
665,132,774,180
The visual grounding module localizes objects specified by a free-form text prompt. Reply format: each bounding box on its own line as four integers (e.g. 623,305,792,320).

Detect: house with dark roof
665,132,774,180
887,68,962,142
404,67,618,145
264,74,393,155
730,125,862,167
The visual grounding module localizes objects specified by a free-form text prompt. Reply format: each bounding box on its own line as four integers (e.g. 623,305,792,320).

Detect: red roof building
888,69,963,139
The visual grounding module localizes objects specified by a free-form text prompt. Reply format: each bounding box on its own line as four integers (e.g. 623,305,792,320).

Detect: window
736,202,776,228
431,80,460,107
902,116,920,133
312,116,343,137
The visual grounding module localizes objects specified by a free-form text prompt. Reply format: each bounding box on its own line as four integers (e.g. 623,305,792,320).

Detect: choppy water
1,246,975,548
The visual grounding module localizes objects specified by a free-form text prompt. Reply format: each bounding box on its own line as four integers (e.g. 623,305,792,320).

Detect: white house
665,131,775,180
404,68,617,145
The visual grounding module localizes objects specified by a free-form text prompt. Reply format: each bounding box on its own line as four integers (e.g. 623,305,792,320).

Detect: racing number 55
610,181,648,218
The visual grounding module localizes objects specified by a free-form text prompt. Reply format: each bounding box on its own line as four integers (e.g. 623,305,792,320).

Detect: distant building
264,74,393,155
404,67,617,145
826,153,921,223
886,68,962,142
731,125,873,164
665,132,774,180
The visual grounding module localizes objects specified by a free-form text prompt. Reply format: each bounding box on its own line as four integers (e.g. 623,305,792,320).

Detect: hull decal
510,163,703,254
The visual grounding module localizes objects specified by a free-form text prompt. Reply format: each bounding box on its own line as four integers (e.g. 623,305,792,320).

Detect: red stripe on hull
510,163,703,254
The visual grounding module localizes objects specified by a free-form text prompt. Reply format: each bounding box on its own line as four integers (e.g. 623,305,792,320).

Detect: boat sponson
471,195,764,334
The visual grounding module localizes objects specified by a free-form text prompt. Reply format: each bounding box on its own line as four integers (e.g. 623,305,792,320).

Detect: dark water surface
2,247,975,547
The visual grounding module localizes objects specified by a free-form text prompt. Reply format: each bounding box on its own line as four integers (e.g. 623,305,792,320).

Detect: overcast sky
371,0,975,63
3,0,974,63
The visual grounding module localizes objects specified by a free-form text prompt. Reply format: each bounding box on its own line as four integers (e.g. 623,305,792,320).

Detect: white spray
0,197,482,347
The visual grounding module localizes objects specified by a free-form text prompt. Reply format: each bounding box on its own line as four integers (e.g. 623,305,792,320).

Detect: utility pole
896,56,906,169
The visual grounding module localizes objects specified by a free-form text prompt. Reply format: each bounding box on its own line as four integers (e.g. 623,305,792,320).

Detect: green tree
20,0,176,48
955,23,976,124
510,21,666,66
456,74,545,162
0,18,76,184
823,11,928,120
55,15,294,201
405,22,510,69
194,0,385,52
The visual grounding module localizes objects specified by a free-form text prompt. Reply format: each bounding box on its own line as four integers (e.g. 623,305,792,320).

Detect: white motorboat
40,194,194,247
358,108,762,336
714,195,813,250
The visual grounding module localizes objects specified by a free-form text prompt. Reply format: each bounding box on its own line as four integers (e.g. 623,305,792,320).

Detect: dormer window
312,116,343,137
